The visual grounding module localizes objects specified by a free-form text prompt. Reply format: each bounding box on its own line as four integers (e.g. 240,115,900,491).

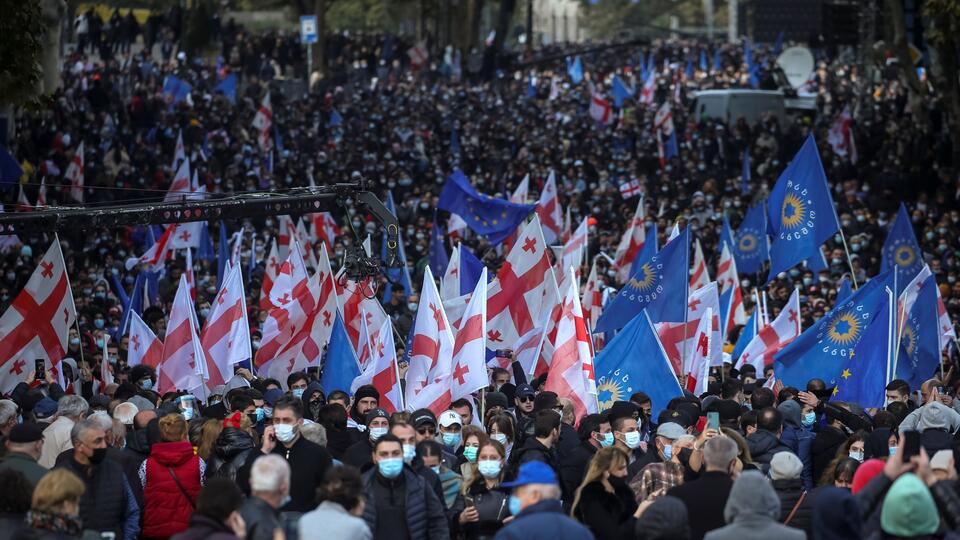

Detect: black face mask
677,447,694,468
608,475,628,490
90,447,108,465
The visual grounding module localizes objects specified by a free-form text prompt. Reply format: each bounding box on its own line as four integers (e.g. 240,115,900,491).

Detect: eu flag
595,227,690,333
896,276,940,390
735,202,769,276
0,145,22,191
767,135,840,282
774,270,893,388
881,204,923,296
833,287,894,408
320,312,361,393
438,169,536,245
381,191,414,301
595,311,683,417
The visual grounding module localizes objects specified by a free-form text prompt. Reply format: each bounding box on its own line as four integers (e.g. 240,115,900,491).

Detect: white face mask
274,423,296,443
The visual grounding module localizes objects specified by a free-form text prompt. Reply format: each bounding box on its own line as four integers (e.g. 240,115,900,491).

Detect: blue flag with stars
735,202,769,276
595,311,683,417
774,270,893,388
896,276,941,390
767,134,840,282
833,287,894,409
881,203,923,296
438,169,536,245
594,227,690,333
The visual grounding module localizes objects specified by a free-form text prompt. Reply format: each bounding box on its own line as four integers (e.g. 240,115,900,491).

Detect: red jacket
143,441,202,539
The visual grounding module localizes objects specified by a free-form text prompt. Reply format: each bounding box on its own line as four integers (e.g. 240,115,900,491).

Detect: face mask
280,494,292,508
407,302,419,312
402,444,416,464
292,388,305,399
889,446,898,456
378,457,404,478
849,451,864,462
600,432,615,448
69,337,81,347
463,446,479,463
442,432,461,449
622,431,641,449
95,338,104,349
274,423,296,443
662,444,673,460
199,308,210,318
93,319,105,329
490,433,508,446
431,465,441,475
478,459,502,478
263,406,273,418
140,379,153,391
89,447,108,465
802,412,816,427
509,495,522,516
255,408,265,423
369,426,388,441
251,340,261,349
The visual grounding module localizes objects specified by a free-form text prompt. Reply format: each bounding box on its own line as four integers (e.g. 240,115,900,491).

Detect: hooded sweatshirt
705,470,805,540
880,473,940,537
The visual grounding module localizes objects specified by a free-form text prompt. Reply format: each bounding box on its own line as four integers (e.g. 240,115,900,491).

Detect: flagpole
837,228,859,289
73,318,87,373
886,288,895,385
393,355,405,411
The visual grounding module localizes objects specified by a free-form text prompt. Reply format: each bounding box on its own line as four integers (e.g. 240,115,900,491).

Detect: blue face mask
463,446,479,463
662,444,673,461
378,457,404,479
140,379,153,391
478,459,502,478
889,446,898,456
802,412,816,427
509,495,522,516
849,451,864,462
93,318,105,329
431,465,441,475
442,432,461,449
255,407,265,423
600,432,615,448
292,388,305,399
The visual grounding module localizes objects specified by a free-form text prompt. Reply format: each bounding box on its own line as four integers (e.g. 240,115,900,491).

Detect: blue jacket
493,499,594,540
779,424,814,489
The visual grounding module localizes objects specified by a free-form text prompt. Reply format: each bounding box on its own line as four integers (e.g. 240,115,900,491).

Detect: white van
690,89,789,126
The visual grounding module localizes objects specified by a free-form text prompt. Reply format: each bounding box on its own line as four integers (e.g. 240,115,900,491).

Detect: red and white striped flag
164,158,193,202
589,93,612,125
614,198,645,284
339,275,389,355
685,307,713,395
127,311,162,369
440,244,461,302
717,243,746,334
352,317,403,413
158,275,204,393
65,142,84,203
200,264,250,389
172,129,186,170
736,288,802,373
535,171,563,244
450,269,489,402
619,179,643,199
690,239,711,291
639,71,656,105
544,268,598,421
252,92,272,152
511,174,530,204
582,260,604,331
258,239,281,311
184,248,196,300
255,243,315,371
405,266,455,414
657,282,722,376
16,184,33,212
311,212,341,248
36,177,48,208
126,224,176,272
559,217,589,284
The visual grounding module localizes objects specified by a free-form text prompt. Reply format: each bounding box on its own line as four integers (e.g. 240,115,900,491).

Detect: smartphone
938,387,946,395
495,349,512,358
707,411,720,430
902,430,921,462
34,359,44,380
464,495,475,508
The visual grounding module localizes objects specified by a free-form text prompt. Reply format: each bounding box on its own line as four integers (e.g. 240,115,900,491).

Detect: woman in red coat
140,413,205,540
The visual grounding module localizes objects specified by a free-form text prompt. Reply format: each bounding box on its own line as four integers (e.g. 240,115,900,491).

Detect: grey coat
299,501,372,540
703,471,806,540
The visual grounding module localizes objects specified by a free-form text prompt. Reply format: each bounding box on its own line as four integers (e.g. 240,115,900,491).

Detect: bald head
134,410,157,429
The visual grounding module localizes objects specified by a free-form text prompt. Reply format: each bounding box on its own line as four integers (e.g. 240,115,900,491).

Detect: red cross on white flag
736,288,802,374
126,311,162,370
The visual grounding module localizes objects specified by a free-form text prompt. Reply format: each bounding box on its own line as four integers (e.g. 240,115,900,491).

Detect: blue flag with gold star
767,134,840,282
881,203,923,296
595,311,682,417
896,276,940,390
438,169,536,245
833,287,893,408
774,270,893,388
594,227,690,333
735,202,769,276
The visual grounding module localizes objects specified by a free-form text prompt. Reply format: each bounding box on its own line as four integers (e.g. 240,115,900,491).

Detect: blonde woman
571,447,638,540
24,468,86,538
453,440,510,540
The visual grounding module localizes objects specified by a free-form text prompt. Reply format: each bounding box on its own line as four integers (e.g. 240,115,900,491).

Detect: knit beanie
880,473,940,537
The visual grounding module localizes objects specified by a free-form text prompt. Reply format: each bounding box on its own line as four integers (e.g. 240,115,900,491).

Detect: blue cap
33,397,58,419
264,388,283,406
515,384,535,398
501,461,558,488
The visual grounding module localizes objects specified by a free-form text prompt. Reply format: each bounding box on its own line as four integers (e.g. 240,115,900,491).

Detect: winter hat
769,451,803,480
851,459,885,494
812,487,863,540
635,496,690,540
880,473,940,537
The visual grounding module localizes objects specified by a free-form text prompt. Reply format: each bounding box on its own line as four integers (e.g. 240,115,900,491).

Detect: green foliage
183,0,214,54
921,0,960,45
0,0,46,106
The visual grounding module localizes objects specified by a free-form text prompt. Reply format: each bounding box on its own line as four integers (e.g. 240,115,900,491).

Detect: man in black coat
559,413,609,508
746,407,792,474
342,408,390,473
237,396,333,513
667,435,738,540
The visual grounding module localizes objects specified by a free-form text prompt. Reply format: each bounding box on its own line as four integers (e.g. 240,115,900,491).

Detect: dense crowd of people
3,4,960,540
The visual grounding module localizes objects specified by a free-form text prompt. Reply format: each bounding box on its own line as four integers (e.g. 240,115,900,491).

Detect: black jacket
362,466,449,540
58,455,136,540
572,480,638,540
560,441,597,506
772,477,812,535
237,435,333,513
508,437,558,477
666,470,733,540
239,495,281,540
343,437,375,473
209,427,255,482
811,425,847,485
449,480,510,540
746,430,791,474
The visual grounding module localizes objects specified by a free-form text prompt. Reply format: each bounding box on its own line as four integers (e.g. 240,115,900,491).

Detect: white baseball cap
438,410,462,428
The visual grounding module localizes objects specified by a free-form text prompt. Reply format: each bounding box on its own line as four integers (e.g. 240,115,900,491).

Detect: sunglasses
518,396,534,403
417,427,437,435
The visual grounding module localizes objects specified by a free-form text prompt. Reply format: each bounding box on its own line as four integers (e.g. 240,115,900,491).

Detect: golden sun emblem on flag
738,233,758,252
627,263,656,292
902,325,917,356
894,245,916,267
781,193,806,228
828,312,861,346
597,378,625,411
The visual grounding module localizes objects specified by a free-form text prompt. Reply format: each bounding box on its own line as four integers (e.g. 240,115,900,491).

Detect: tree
0,0,46,107
921,0,960,163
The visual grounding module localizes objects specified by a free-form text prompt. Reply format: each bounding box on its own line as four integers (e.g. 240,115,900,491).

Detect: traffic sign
300,16,318,44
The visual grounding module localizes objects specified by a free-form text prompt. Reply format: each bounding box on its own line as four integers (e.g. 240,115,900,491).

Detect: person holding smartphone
452,440,511,540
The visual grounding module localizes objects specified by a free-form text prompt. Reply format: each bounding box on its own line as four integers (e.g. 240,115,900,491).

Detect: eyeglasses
417,427,437,435
517,396,534,403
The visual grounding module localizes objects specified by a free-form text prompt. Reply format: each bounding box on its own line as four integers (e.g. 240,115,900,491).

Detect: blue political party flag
595,311,683,417
774,270,893,388
320,313,362,393
428,213,449,279
459,245,485,296
805,247,829,273
116,273,146,341
526,73,536,99
213,73,237,104
773,30,786,56
612,75,634,108
567,56,584,85
630,222,658,278
685,59,694,79
833,287,894,408
734,203,769,276
767,135,840,281
162,76,192,108
743,40,760,88
881,204,923,296
732,309,758,362
741,149,751,195
699,49,708,72
381,191,414,301
0,145,22,191
198,222,216,262
896,276,941,390
595,227,690,333
437,169,536,245
713,49,722,72
646,54,655,80
450,127,461,155
664,131,679,160
720,216,736,254
217,222,229,288
327,109,343,127
837,277,853,303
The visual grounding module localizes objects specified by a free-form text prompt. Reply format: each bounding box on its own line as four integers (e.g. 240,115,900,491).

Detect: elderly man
58,417,140,539
667,436,739,540
39,395,88,468
0,423,47,486
493,461,592,540
240,454,290,540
